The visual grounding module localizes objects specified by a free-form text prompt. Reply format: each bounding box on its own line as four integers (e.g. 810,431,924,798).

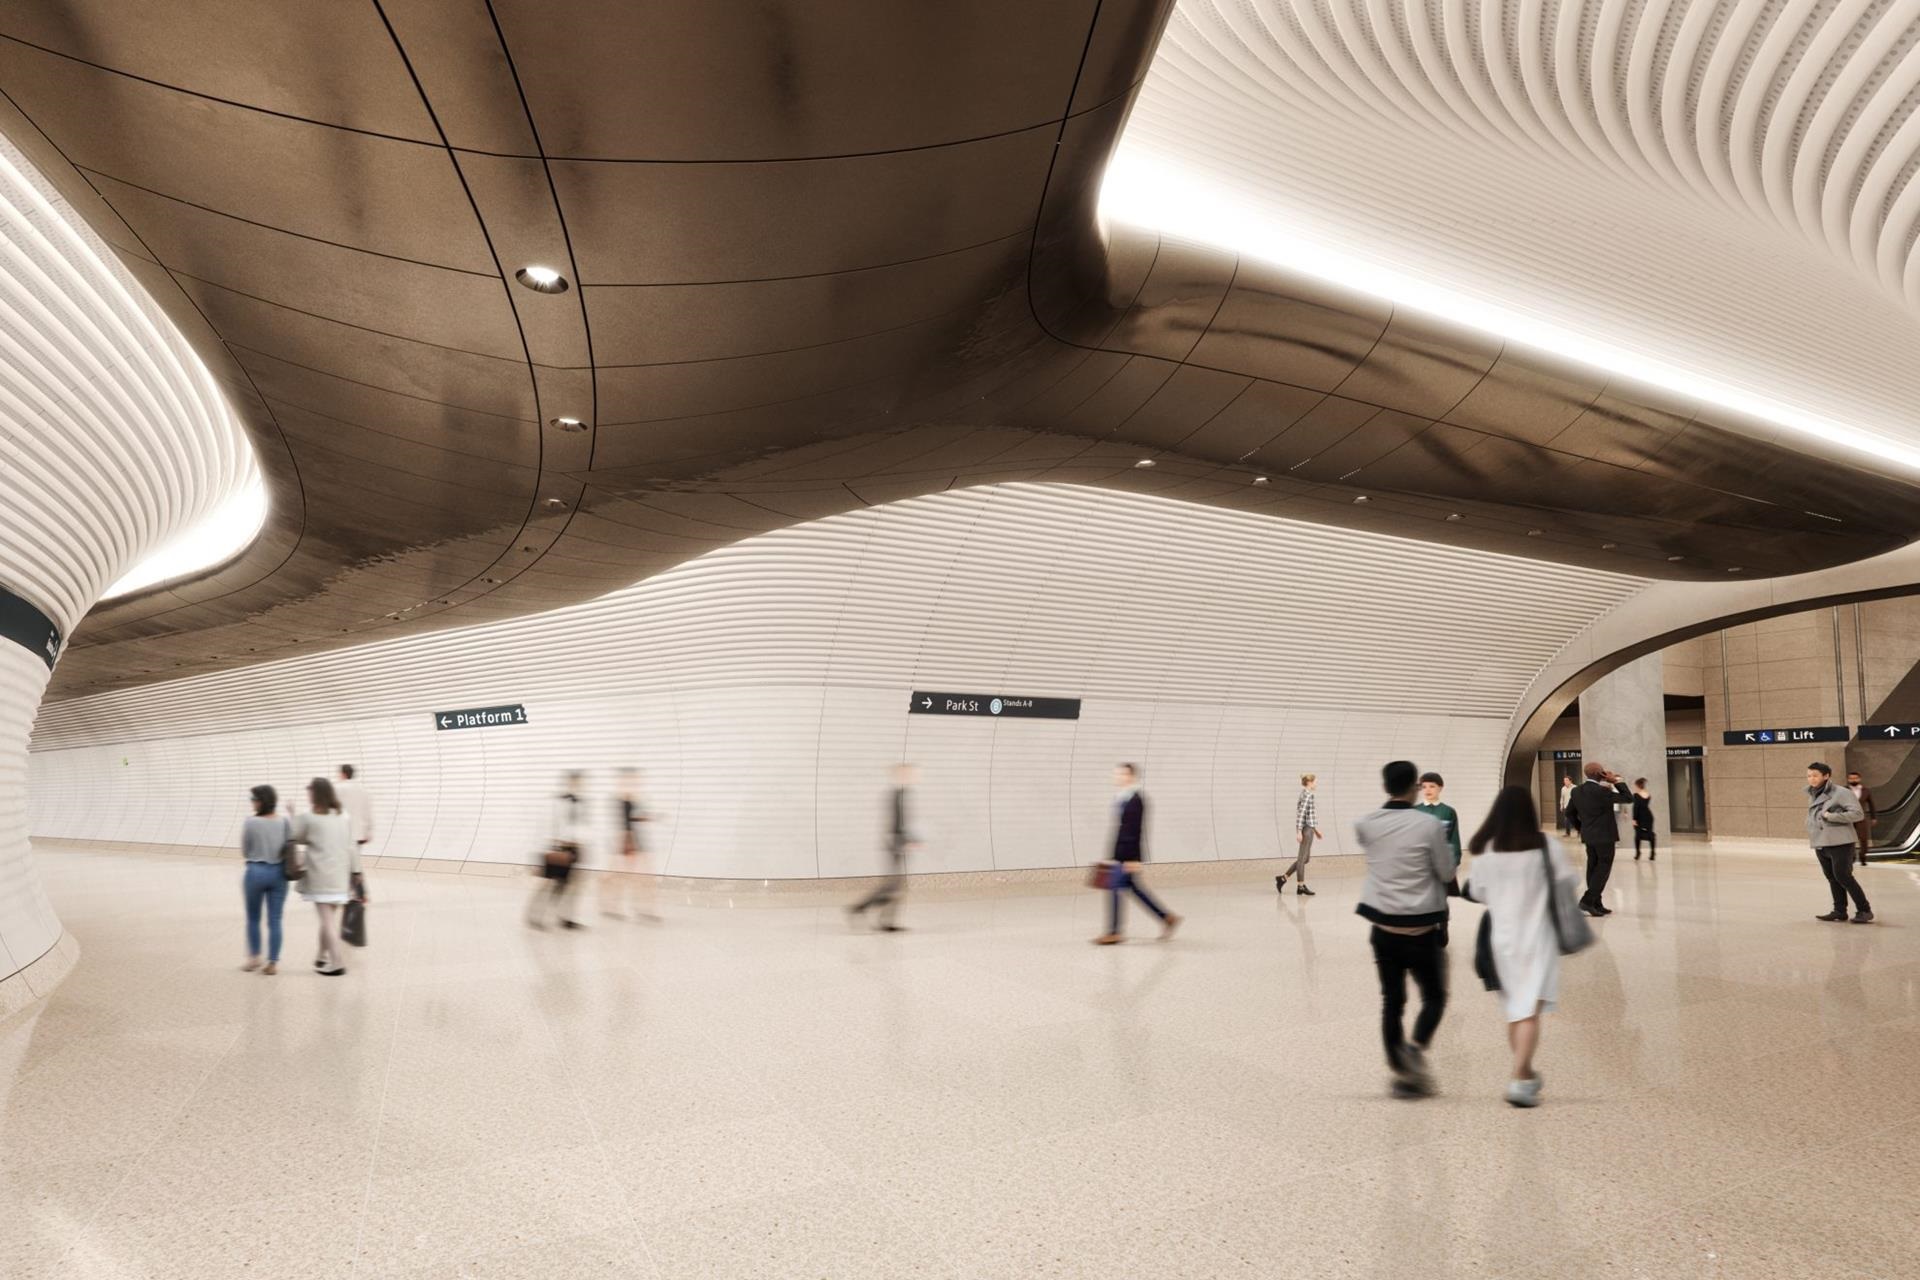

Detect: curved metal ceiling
2,1,1918,703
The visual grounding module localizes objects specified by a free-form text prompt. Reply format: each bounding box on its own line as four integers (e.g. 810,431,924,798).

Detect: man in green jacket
1417,772,1462,884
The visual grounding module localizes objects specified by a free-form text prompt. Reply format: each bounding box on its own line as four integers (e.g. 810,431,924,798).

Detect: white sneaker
1505,1074,1543,1108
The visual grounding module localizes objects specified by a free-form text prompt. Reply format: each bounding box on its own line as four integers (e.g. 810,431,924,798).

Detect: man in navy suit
1094,763,1182,944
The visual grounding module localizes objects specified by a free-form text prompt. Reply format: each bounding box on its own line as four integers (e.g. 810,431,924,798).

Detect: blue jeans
1108,864,1169,934
243,861,289,962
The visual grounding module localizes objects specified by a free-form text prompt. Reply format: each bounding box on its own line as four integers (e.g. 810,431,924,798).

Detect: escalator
1852,657,1920,858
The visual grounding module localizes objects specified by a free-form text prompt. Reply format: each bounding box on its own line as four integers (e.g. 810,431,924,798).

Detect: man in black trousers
1093,763,1181,944
1566,761,1633,917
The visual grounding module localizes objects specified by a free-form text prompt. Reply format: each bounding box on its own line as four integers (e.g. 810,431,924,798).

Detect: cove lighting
102,471,268,600
1099,152,1920,477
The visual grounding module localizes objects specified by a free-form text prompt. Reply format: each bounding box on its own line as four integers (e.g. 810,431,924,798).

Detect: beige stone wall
1694,599,1920,840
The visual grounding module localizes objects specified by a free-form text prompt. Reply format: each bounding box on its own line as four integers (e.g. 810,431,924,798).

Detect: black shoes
1852,911,1875,925
1274,874,1288,892
1816,910,1847,922
1296,884,1315,896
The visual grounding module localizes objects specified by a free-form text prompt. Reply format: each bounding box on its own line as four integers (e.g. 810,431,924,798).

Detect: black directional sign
0,581,62,671
1547,749,1582,762
909,691,1081,720
433,703,528,731
1666,746,1703,758
1856,722,1920,742
1721,725,1849,746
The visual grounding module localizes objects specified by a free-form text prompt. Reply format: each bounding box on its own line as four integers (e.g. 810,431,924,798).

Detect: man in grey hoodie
1355,759,1456,1097
1807,762,1872,924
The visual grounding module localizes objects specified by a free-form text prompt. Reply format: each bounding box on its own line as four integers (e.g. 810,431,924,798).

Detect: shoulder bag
1086,861,1121,890
279,818,305,881
1472,910,1501,991
1541,844,1593,955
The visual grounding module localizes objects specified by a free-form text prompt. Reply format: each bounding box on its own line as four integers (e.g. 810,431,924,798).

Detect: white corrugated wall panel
27,484,1650,878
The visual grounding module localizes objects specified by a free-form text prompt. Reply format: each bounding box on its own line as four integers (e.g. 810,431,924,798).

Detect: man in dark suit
1847,769,1875,866
1093,763,1181,944
1566,761,1633,917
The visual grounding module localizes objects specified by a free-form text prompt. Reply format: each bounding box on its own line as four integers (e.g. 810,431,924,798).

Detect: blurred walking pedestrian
1355,760,1453,1098
1093,764,1181,945
293,777,363,976
1275,772,1322,896
335,763,374,855
602,767,658,921
1463,786,1581,1108
1847,769,1875,866
240,784,292,974
529,771,587,930
1631,779,1656,862
848,763,918,932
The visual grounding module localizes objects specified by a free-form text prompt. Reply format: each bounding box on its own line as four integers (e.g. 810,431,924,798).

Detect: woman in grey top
240,784,292,974
293,777,363,975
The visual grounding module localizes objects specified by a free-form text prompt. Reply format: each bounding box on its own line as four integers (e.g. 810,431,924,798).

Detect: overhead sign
1546,749,1582,762
1666,746,1703,758
0,581,62,671
1856,722,1920,742
434,703,528,731
1721,725,1849,746
909,691,1081,720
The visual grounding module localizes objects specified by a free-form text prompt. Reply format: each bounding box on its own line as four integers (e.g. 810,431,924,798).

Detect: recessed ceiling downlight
551,416,587,432
515,265,569,294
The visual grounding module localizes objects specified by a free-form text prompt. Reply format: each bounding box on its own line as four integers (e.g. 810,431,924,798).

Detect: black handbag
1473,911,1501,991
342,894,368,948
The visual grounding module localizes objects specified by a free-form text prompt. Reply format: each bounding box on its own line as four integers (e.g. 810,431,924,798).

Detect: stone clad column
1580,653,1668,846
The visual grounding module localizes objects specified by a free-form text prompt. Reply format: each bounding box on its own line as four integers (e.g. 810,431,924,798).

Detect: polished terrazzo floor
2,844,1916,1279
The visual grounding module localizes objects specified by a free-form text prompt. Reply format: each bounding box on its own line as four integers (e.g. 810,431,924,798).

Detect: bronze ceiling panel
0,1,434,138
1183,262,1395,390
92,179,523,361
548,132,1056,284
376,0,539,155
240,352,538,467
1094,237,1240,363
488,0,1102,161
8,0,1919,703
581,235,1029,366
1445,351,1611,445
184,283,537,414
1108,365,1255,452
1334,311,1503,418
0,44,491,270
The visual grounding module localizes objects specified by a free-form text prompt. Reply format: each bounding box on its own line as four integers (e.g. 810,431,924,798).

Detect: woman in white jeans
293,777,362,975
1464,785,1580,1108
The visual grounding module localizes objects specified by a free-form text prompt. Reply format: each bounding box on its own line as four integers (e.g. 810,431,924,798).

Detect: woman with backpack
294,776,363,976
1463,785,1581,1108
239,784,292,974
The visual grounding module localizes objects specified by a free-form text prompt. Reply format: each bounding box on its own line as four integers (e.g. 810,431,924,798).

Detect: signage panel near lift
1721,725,1849,745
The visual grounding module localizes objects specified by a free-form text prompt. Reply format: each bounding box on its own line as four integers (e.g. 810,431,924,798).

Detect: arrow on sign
1743,733,1755,742
920,697,931,709
439,715,451,728
1887,726,1901,737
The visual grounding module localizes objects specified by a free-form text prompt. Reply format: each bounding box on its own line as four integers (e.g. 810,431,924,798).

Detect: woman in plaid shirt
1276,773,1324,896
